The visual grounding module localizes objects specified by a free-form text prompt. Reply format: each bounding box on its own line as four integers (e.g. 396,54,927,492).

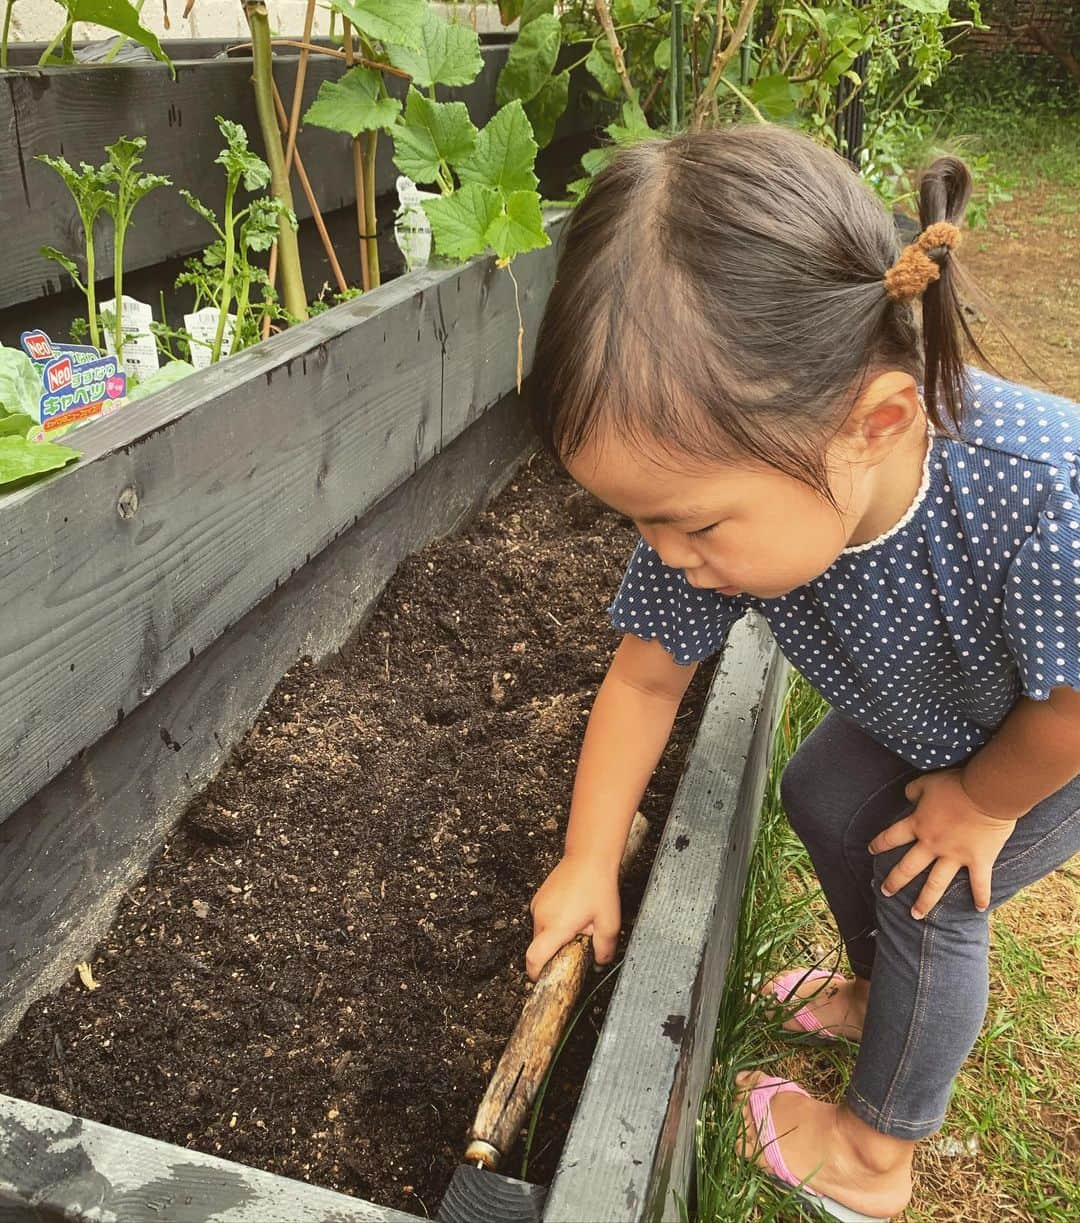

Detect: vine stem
594,0,635,102
210,184,237,364
38,18,73,66
244,1,308,321
691,0,759,129
1,0,15,69
507,261,524,392
84,218,100,351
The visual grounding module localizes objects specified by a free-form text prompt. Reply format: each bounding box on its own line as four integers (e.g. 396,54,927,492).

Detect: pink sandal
742,1076,891,1221
765,968,858,1043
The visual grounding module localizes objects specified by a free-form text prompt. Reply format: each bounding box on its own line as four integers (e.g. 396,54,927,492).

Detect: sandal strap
772,968,844,1039
746,1076,812,1189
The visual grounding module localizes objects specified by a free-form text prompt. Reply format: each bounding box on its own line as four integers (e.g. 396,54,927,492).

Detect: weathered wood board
543,616,785,1222
0,1093,419,1222
0,43,514,312
0,212,567,829
0,395,533,1042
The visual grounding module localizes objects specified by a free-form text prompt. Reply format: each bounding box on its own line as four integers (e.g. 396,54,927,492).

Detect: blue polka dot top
608,368,1080,769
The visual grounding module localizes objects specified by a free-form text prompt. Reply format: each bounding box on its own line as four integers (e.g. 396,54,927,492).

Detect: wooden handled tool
463,811,650,1171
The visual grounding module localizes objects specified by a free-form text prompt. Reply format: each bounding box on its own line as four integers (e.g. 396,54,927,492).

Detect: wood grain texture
0,44,514,312
0,213,567,829
542,616,785,1222
437,1166,546,1223
0,1093,418,1222
0,397,533,1042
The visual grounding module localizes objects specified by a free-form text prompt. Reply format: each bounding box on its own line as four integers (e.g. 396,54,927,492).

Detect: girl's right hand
525,855,621,981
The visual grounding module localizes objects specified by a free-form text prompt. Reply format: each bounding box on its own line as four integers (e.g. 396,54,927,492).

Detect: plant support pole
244,1,308,321
343,19,372,292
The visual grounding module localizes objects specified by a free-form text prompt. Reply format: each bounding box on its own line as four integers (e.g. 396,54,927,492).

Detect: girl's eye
688,522,721,538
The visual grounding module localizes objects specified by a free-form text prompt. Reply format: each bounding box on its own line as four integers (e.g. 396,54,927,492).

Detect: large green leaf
0,346,42,418
305,67,403,136
748,73,802,121
424,183,502,261
606,98,653,145
585,43,623,100
392,90,478,185
524,69,569,149
895,0,949,12
66,0,170,67
329,0,427,51
520,0,555,24
0,413,35,439
387,9,483,88
457,101,538,194
485,190,549,261
496,13,561,107
127,361,196,402
0,436,79,492
613,0,657,21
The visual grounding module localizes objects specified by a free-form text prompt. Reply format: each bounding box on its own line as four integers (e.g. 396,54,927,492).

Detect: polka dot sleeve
608,538,745,666
1002,460,1080,700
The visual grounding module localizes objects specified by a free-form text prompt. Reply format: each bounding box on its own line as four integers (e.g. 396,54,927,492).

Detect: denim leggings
780,711,1080,1140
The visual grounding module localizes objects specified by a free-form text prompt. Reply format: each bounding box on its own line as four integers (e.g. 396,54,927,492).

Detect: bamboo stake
224,39,411,80
272,82,348,294
283,0,317,179
594,0,636,103
343,19,372,293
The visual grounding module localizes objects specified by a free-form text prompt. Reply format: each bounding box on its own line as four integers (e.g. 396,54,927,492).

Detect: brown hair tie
883,221,962,302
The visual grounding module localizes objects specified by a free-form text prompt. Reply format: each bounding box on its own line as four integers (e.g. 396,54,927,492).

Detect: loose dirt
0,450,716,1216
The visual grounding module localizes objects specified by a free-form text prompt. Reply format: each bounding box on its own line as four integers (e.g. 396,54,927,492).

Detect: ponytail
915,156,983,431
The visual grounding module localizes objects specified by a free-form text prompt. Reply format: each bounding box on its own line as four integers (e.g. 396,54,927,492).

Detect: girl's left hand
868,771,1020,919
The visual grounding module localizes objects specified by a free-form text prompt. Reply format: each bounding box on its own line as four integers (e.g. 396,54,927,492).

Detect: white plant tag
394,175,439,271
101,295,159,380
184,307,236,370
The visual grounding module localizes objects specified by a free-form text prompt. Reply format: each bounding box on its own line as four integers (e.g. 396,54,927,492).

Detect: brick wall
964,0,1077,56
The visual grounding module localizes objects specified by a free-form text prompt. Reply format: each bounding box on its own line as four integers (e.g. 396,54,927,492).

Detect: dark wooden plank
0,1093,418,1222
0,395,533,1041
542,617,785,1222
438,1166,546,1223
0,213,567,828
0,44,512,312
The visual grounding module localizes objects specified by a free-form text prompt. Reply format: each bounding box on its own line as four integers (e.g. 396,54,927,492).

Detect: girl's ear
841,371,922,460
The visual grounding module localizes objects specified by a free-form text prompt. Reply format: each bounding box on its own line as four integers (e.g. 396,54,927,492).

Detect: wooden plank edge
541,616,785,1222
0,1094,418,1223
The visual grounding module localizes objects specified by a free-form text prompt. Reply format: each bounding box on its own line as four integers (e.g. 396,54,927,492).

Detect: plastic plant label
19,330,127,438
184,308,236,370
394,175,439,271
102,295,160,380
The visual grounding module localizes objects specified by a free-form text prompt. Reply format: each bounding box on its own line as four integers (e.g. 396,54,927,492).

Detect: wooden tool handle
464,811,649,1170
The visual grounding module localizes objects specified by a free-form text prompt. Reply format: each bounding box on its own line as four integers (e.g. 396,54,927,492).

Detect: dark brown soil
0,451,716,1216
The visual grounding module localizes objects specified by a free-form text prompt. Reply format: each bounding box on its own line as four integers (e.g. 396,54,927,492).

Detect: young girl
524,123,1080,1221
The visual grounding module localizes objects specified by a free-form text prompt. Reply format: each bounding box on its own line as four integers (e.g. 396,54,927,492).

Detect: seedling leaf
423,183,501,261
485,189,549,261
329,0,427,51
457,101,538,194
392,91,478,185
496,13,560,107
0,436,80,492
387,9,483,88
305,67,403,136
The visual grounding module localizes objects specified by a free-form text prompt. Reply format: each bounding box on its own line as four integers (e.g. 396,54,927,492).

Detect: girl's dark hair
530,123,989,498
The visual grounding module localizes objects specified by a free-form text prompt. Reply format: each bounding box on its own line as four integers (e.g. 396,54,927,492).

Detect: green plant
36,157,114,350
33,0,171,69
178,117,294,363
494,1,985,198
100,137,171,360
305,4,549,268
0,345,80,492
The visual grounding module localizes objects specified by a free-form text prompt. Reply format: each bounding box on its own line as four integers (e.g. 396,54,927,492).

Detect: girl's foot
735,1071,914,1220
764,969,869,1041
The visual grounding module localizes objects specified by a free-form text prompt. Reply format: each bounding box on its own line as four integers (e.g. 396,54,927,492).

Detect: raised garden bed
0,167,783,1223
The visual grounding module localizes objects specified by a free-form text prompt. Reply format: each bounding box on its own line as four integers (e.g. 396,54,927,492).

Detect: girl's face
564,376,923,601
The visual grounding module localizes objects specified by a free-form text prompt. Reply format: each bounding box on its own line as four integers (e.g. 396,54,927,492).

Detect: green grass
695,677,1080,1222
